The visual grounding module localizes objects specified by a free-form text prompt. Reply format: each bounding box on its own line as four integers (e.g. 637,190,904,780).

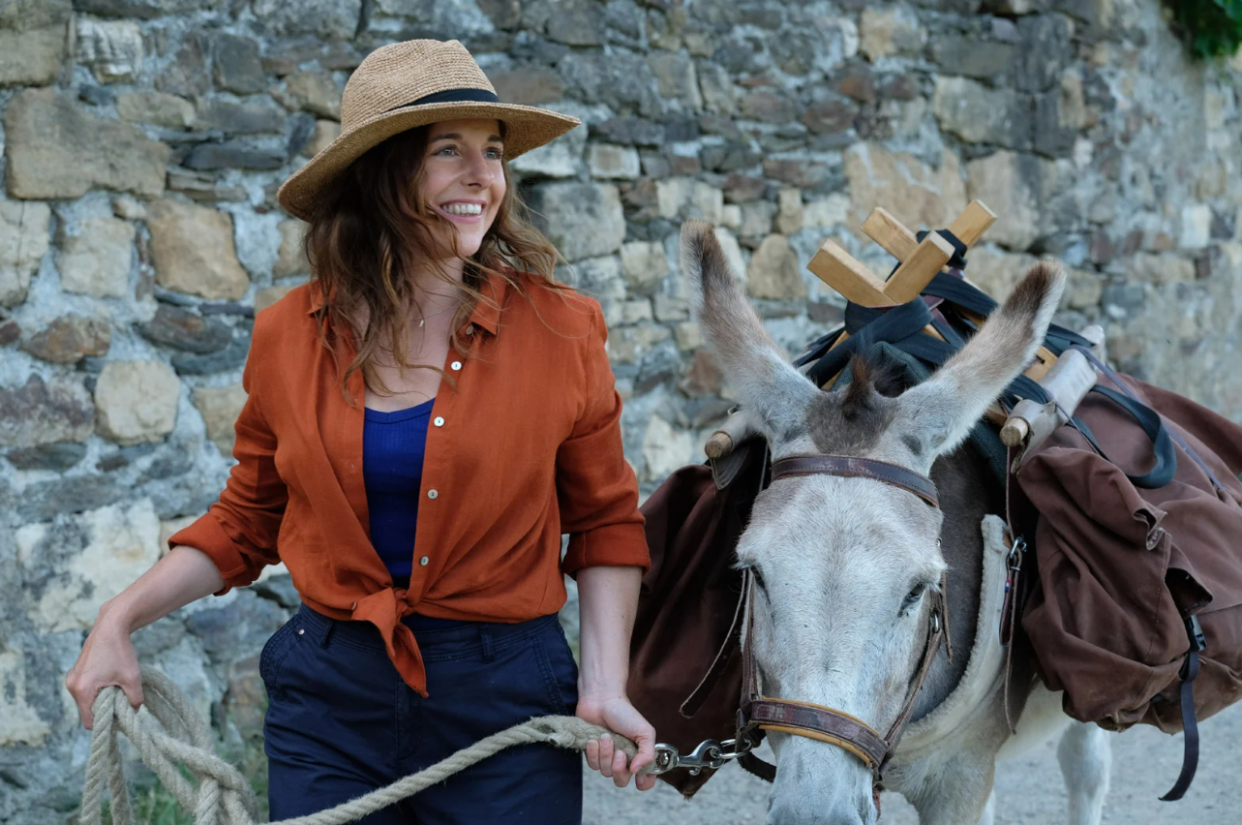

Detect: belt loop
320,618,336,648
481,627,494,663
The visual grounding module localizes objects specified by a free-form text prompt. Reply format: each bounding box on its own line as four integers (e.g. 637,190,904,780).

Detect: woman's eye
485,147,504,160
435,145,457,156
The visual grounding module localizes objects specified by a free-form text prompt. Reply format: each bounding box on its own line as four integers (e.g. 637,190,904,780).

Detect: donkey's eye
901,583,928,613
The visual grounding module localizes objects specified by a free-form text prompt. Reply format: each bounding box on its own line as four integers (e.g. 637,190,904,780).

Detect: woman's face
420,118,506,260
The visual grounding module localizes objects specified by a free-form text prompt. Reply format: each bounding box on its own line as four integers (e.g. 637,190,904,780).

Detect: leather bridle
735,454,951,790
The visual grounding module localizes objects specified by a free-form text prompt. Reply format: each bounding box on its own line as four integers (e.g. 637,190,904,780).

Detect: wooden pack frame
807,200,1058,399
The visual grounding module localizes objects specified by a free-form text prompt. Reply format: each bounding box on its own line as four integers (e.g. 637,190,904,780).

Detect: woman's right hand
65,608,144,730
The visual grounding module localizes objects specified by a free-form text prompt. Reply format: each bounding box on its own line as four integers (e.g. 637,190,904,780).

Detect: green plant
1166,0,1242,59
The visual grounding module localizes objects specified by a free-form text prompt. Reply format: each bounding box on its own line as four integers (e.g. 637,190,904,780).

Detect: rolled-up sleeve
557,302,649,578
168,336,287,595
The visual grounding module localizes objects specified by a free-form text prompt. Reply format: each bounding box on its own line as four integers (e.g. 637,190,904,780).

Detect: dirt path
583,701,1242,824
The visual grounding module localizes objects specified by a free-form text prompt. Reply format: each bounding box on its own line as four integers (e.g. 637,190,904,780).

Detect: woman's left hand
576,695,658,791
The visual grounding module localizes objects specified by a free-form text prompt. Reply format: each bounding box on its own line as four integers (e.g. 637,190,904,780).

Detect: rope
81,669,642,825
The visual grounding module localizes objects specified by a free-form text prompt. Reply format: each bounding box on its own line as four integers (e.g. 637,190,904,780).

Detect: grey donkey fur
681,221,1110,825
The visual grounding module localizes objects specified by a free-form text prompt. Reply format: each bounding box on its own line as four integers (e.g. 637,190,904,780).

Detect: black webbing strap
1074,386,1177,489
1161,615,1207,801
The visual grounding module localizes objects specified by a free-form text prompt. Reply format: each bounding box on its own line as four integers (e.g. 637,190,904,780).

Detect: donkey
680,221,1112,825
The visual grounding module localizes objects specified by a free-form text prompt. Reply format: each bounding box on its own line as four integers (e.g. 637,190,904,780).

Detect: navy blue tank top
362,399,434,579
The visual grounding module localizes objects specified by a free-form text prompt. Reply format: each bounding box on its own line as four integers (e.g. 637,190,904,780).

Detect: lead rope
81,669,644,825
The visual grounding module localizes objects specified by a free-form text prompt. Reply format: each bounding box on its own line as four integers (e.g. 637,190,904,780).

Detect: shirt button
433,416,445,427
450,361,462,371
427,489,438,499
419,556,429,566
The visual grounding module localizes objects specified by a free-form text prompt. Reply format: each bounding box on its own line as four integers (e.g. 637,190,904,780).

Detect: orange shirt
169,270,649,697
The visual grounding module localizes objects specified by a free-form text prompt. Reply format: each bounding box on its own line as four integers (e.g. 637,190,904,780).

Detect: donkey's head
682,222,1064,825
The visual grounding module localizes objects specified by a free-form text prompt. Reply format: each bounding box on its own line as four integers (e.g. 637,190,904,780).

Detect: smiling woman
64,38,656,825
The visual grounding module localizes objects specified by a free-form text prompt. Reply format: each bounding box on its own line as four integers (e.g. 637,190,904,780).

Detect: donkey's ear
895,262,1066,463
682,221,818,444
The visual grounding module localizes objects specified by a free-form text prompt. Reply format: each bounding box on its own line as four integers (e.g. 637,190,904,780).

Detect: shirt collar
305,267,511,337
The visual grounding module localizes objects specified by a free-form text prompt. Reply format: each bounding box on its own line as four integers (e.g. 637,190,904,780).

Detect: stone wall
1,1,1240,822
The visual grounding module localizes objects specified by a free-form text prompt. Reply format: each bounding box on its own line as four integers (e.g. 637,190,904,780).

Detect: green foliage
1167,0,1242,59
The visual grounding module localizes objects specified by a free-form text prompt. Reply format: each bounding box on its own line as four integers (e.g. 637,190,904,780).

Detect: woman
65,39,657,824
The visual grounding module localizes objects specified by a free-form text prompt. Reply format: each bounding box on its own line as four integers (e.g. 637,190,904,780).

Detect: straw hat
278,39,580,221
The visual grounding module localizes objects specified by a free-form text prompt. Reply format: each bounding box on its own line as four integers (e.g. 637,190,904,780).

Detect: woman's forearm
575,565,642,700
98,545,226,634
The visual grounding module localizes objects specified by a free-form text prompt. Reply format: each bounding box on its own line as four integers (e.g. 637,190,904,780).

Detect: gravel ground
582,701,1242,824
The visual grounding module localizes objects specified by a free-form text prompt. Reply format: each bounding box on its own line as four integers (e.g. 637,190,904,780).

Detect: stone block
252,0,362,40
777,188,803,234
0,374,94,448
738,201,777,243
697,61,735,115
721,205,742,230
929,34,1016,80
1016,13,1073,93
747,234,806,300
653,294,690,323
1180,204,1212,251
619,241,668,296
279,70,342,120
803,194,850,229
587,144,641,180
1127,253,1196,286
139,305,232,354
964,246,1039,302
490,66,564,105
193,384,246,455
1066,266,1103,310
58,216,135,298
860,6,925,61
0,199,52,307
95,360,181,445
723,174,767,204
647,51,702,110
559,50,660,119
3,89,169,199
966,150,1057,251
273,220,309,279
738,88,796,123
196,98,285,135
932,76,1029,148
213,33,266,95
802,97,857,135
619,299,654,325
528,182,626,262
0,0,70,88
3,441,86,471
0,652,50,747
301,120,342,158
674,322,704,353
115,92,196,129
656,177,723,223
844,143,967,238
510,126,585,178
76,17,143,83
17,498,162,632
171,337,249,375
147,199,250,301
256,284,297,315
22,315,111,364
183,142,286,172
166,168,249,203
762,159,831,189
641,415,692,483
157,31,210,98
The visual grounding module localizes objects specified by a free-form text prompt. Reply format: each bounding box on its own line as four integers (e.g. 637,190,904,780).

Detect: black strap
1161,616,1207,801
1077,386,1177,489
737,751,777,782
388,88,501,111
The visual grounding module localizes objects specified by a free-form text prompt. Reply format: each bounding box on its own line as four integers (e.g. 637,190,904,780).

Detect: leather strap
751,699,888,769
771,455,940,509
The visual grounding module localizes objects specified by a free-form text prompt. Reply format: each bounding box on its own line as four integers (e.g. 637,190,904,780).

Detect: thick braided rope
81,669,639,825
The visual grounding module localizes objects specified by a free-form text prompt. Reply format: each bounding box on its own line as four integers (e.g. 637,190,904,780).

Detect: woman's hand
576,695,658,791
65,607,144,730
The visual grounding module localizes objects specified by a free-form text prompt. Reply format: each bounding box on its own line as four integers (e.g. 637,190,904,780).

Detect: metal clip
649,737,753,776
1007,535,1026,571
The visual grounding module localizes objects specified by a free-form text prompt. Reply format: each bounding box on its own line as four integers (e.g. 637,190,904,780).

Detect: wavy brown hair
302,124,564,401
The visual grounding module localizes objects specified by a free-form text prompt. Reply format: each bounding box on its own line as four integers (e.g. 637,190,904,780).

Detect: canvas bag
1017,371,1242,797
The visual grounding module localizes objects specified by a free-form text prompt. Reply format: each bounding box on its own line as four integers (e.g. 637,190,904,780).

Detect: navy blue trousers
260,604,582,825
